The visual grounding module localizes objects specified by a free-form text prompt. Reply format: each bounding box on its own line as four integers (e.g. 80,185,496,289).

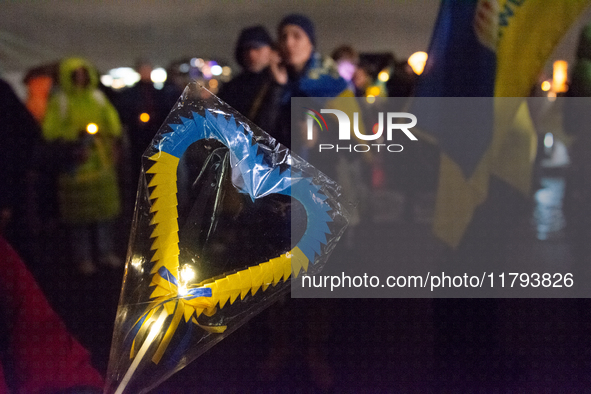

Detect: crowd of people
2,14,418,278
2,11,589,393
0,13,421,392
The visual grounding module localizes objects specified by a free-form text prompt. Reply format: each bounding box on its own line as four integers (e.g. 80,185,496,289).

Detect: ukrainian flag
416,0,590,248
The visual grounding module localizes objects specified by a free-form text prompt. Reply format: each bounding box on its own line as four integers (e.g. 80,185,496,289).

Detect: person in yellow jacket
42,57,122,275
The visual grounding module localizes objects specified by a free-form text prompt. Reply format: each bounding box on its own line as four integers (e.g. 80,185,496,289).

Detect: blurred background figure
331,44,359,86
161,60,189,110
23,63,57,123
272,13,349,155
42,57,123,275
255,14,354,391
218,25,280,132
21,64,61,272
353,53,392,98
0,78,44,267
387,56,418,97
0,235,104,393
117,58,170,231
119,58,169,181
353,58,378,97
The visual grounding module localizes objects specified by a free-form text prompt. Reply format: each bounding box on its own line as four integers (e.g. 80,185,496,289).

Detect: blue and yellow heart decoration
127,98,338,365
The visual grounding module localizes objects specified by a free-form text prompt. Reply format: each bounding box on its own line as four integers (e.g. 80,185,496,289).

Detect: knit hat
235,25,273,68
278,14,316,47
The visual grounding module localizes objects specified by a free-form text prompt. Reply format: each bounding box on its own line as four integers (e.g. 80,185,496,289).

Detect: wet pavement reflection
533,176,567,241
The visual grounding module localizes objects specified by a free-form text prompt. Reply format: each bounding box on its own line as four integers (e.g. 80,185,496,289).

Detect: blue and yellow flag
491,0,589,195
416,0,590,248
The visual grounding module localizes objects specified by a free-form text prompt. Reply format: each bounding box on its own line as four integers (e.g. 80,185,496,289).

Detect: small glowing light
552,60,568,93
366,95,376,104
221,66,232,76
202,64,212,79
100,75,113,87
178,264,195,297
149,311,167,334
211,65,223,76
108,67,140,87
337,60,356,81
130,256,144,274
372,123,380,134
541,80,551,91
131,257,142,268
191,58,204,68
111,79,126,89
179,63,190,73
151,68,167,84
544,132,554,149
367,86,381,97
208,79,219,89
378,71,390,82
139,113,150,123
180,265,196,282
408,51,428,75
86,123,98,134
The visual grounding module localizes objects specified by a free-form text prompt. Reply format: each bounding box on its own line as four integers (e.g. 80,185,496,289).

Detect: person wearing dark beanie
256,13,358,392
268,13,349,151
277,14,317,75
278,14,316,47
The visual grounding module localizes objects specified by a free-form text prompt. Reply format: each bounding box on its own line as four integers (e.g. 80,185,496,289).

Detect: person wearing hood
218,25,281,132
42,57,123,275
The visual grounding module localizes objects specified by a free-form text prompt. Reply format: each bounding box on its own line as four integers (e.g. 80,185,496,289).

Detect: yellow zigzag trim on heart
132,152,310,364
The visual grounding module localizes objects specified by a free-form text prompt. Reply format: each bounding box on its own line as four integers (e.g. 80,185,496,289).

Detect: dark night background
3,1,591,392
